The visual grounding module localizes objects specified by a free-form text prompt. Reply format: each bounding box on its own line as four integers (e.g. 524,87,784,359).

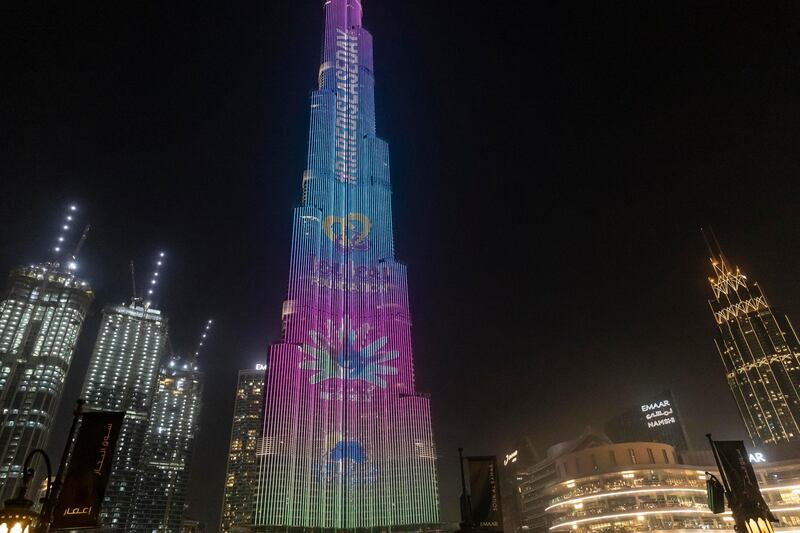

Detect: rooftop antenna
708,226,725,260
144,251,166,309
51,204,79,267
700,227,715,258
130,260,139,305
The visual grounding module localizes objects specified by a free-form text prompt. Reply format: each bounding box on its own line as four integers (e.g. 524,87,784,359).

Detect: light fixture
0,450,52,533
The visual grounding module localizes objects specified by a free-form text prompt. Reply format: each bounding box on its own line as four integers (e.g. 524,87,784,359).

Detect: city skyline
2,0,800,529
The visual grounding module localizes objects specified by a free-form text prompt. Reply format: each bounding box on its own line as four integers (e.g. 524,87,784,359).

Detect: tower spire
324,0,363,29
701,227,715,259
191,318,214,365
51,203,80,268
144,251,166,308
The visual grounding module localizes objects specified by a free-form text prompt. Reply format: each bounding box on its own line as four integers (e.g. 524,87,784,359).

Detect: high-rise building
0,264,93,500
81,301,168,530
130,355,203,531
220,366,265,533
706,248,800,445
255,0,440,529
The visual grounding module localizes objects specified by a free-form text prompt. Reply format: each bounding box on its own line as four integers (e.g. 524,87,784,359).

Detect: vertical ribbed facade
707,253,800,445
220,368,265,533
0,264,93,500
81,303,168,531
255,0,440,529
130,357,203,531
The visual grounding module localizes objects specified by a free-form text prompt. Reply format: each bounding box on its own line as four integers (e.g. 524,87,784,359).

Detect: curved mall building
515,431,800,533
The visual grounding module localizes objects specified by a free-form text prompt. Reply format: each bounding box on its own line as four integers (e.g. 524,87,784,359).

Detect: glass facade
0,264,93,500
707,254,800,445
130,357,203,531
255,0,440,529
81,302,168,530
220,368,265,533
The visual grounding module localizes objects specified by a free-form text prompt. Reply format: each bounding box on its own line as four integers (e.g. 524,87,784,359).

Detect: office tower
255,0,440,529
81,302,168,530
0,263,93,500
130,355,203,531
604,390,690,451
220,366,265,533
707,247,800,445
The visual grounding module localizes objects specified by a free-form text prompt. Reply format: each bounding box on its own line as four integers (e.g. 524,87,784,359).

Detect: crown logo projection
322,213,372,251
254,0,440,529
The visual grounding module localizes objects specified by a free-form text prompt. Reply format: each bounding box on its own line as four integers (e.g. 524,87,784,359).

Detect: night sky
2,0,800,529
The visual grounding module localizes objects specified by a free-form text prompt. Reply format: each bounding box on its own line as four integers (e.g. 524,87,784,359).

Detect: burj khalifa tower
255,0,440,530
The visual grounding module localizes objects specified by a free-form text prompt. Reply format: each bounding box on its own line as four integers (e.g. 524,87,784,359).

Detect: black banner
52,411,124,530
713,440,776,523
467,456,504,531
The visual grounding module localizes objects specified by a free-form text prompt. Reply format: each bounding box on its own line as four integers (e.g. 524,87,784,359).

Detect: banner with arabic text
52,411,124,530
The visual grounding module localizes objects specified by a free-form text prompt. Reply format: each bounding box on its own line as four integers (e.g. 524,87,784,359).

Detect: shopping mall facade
511,430,800,533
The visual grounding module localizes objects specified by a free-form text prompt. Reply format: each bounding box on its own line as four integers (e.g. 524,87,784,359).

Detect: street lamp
0,449,52,533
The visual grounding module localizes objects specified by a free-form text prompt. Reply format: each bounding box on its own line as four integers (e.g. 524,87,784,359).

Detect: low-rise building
516,430,800,533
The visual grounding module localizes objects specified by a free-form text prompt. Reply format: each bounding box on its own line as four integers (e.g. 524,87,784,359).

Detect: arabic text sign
52,411,124,530
642,400,676,428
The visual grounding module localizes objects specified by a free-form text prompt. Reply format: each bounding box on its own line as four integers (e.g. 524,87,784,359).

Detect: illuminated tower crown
255,0,440,528
706,235,800,445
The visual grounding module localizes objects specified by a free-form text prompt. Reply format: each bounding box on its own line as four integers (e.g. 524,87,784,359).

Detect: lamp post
0,448,52,533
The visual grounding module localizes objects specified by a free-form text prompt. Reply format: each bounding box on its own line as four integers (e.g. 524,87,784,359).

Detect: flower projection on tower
254,0,440,529
300,317,399,388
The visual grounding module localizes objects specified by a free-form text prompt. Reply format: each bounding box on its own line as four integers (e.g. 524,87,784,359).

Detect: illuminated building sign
641,399,676,428
749,452,766,463
605,390,689,451
254,0,439,529
255,364,267,371
503,450,519,466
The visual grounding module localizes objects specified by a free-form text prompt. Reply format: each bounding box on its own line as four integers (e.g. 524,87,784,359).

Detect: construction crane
65,224,90,271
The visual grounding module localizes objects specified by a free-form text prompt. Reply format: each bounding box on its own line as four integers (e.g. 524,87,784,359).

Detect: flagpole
458,448,473,530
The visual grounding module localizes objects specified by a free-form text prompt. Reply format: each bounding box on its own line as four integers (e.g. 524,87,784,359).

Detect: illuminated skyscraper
706,246,800,445
0,263,93,500
255,0,440,529
220,367,265,533
130,355,203,531
81,302,168,530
